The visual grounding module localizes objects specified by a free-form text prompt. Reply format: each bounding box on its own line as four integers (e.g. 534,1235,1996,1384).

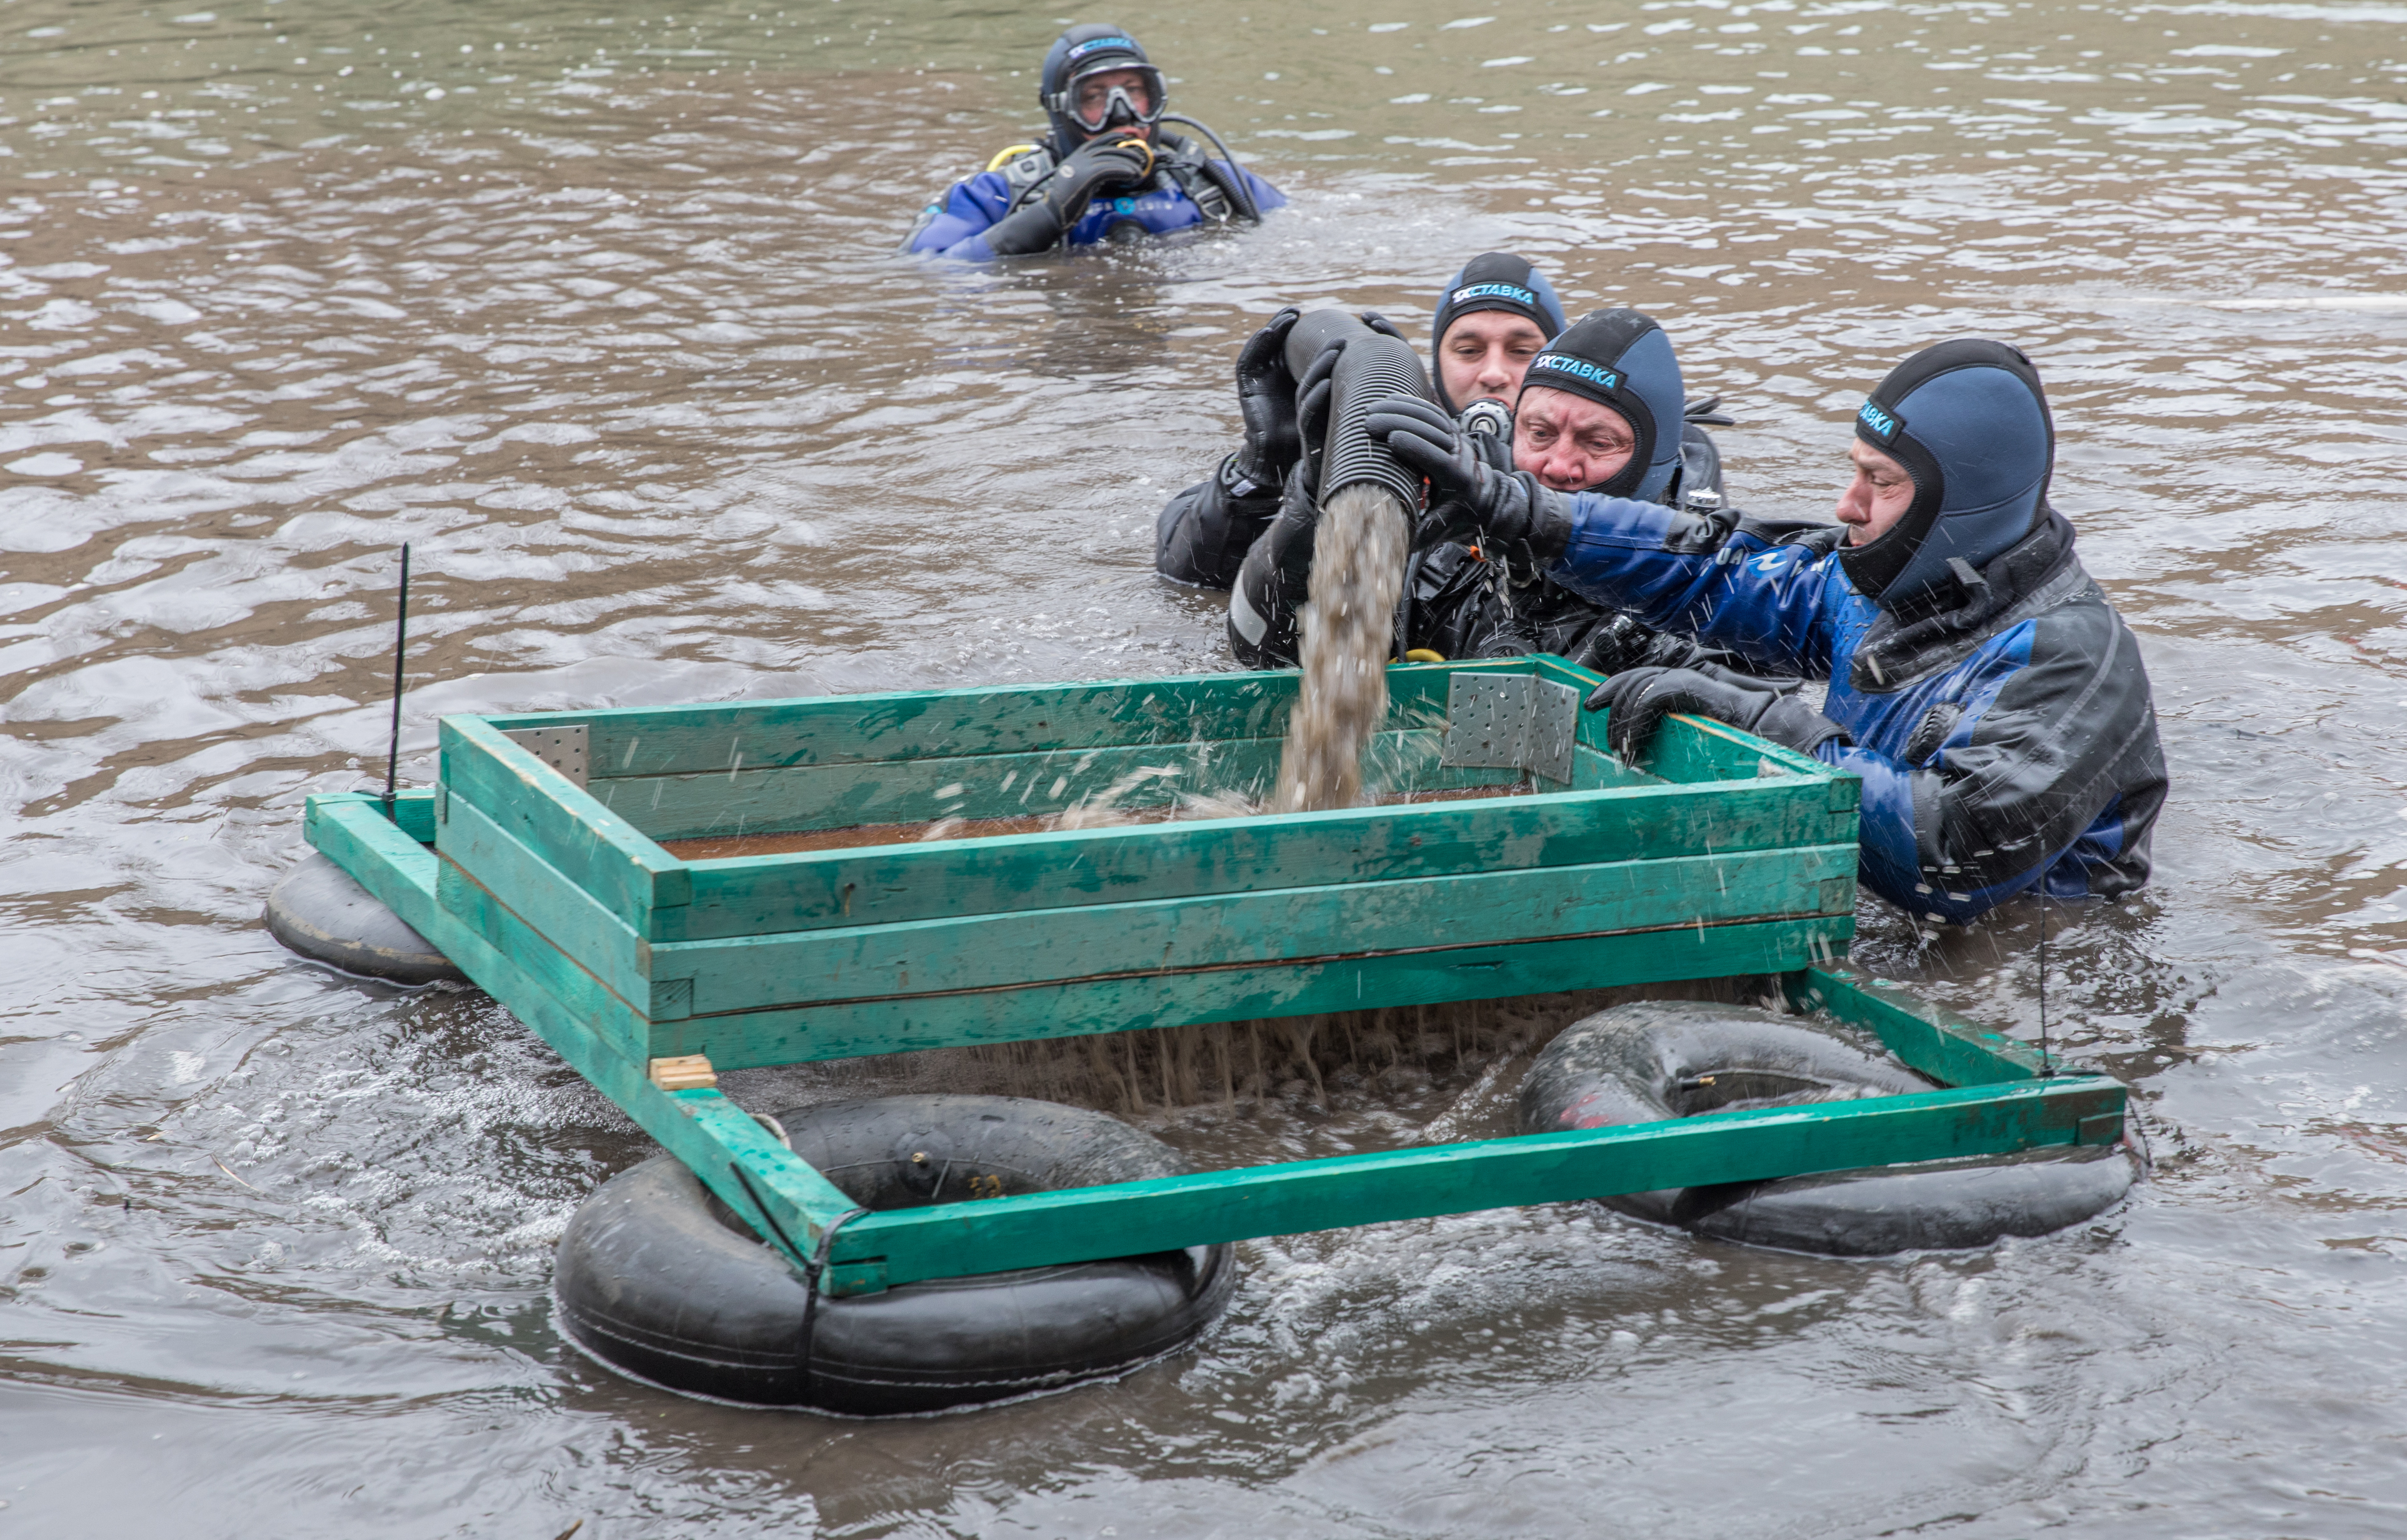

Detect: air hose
1158,114,1263,223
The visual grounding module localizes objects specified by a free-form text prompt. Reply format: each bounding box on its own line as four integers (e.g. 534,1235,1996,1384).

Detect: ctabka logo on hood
1065,37,1141,62
1529,354,1620,392
1857,398,1903,444
1451,282,1537,308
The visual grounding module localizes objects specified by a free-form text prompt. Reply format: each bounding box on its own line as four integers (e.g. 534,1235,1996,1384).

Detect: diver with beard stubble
1367,338,2169,924
1196,287,1774,674
1156,253,1570,593
903,24,1284,260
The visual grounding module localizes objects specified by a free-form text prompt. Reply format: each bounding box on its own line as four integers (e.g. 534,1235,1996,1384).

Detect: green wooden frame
302,657,2124,1295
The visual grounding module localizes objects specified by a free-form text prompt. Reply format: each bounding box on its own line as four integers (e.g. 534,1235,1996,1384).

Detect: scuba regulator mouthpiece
1459,399,1513,441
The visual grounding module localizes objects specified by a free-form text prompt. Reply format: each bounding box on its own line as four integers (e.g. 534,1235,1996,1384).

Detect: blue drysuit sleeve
1545,496,1839,676
903,170,1018,260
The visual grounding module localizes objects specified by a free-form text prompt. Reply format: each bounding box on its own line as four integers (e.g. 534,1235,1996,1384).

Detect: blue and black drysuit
904,24,1283,261
1374,337,2167,924
904,137,1283,261
1545,341,2167,921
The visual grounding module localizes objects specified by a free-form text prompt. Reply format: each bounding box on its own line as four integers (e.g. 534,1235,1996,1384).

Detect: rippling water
5,0,2406,1533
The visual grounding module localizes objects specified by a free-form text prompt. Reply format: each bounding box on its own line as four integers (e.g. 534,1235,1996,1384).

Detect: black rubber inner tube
1518,1001,2139,1255
263,851,467,986
555,1093,1239,1415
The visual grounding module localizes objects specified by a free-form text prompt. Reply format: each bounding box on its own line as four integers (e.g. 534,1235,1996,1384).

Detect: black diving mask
1054,63,1167,133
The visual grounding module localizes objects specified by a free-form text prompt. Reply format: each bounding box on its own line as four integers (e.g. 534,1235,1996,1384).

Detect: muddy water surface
4,0,2407,1534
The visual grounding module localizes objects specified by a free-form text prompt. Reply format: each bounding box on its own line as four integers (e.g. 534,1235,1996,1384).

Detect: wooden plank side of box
492,673,1301,778
662,774,1856,941
435,790,651,1009
826,1075,2124,1286
477,661,1531,780
441,715,690,932
646,913,1855,1067
605,729,1538,846
655,842,1859,1018
1641,709,1854,794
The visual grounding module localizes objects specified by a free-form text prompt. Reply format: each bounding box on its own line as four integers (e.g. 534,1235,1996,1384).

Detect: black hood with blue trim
1429,253,1567,413
1842,338,2055,611
1514,308,1688,502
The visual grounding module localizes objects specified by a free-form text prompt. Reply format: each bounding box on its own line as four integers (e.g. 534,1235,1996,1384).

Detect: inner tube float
556,1093,1239,1415
1519,1001,2138,1255
264,852,466,986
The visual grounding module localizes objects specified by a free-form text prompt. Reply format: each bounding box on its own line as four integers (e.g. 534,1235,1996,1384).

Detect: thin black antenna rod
382,543,410,822
2036,890,2055,1078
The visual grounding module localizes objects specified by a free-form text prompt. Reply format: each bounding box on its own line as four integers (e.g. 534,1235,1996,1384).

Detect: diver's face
1514,386,1636,493
1438,312,1548,408
1837,441,1916,544
1074,69,1157,140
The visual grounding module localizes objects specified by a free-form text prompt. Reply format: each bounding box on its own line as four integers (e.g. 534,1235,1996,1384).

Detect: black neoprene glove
1226,470,1320,667
1365,395,1574,563
983,138,1156,256
1229,308,1303,489
1584,665,1852,762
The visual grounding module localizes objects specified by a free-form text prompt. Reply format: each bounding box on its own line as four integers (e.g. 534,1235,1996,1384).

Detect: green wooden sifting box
300,655,2125,1295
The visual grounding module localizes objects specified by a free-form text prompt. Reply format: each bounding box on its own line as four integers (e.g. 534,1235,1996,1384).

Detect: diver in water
1368,338,2168,923
903,24,1284,261
1208,292,1749,672
1402,305,1752,669
1156,252,1568,592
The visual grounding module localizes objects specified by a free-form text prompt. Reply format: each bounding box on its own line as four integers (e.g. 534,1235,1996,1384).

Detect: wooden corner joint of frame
649,1054,718,1092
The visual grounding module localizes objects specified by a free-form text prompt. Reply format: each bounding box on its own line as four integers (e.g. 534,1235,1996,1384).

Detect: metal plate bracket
1439,674,1579,786
503,724,589,788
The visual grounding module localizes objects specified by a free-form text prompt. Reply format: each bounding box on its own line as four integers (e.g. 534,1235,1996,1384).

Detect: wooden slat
440,715,689,933
305,789,437,846
304,793,449,935
824,1074,2127,1288
472,657,1534,781
1789,961,2054,1085
646,914,1857,1068
307,797,860,1266
601,729,1524,845
658,843,1860,1017
1641,710,1843,789
434,790,649,1008
491,672,1303,779
661,774,1855,942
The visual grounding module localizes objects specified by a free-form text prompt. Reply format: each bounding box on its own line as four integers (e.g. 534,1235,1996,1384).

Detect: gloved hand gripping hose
1227,311,1435,674
1262,312,1437,811
1282,309,1430,513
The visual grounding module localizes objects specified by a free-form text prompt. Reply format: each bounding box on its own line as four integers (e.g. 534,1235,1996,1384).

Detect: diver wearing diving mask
904,24,1284,260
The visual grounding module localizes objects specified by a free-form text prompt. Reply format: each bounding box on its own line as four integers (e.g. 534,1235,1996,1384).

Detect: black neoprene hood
1039,24,1159,151
1840,338,2056,608
1429,253,1567,413
1514,308,1687,502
